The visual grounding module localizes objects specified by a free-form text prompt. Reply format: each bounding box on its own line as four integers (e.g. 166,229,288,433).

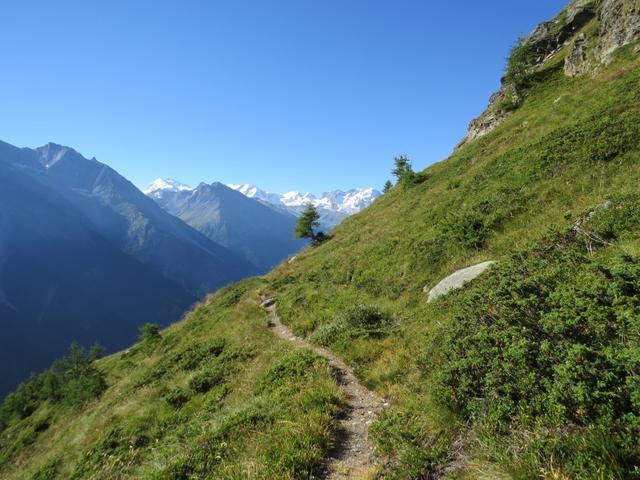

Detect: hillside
2,0,640,478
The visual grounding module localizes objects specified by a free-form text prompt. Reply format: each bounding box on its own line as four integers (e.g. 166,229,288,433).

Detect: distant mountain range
146,179,381,231
146,181,306,273
0,141,256,398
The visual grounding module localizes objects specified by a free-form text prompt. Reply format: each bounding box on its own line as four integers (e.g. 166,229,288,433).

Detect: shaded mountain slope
0,159,195,398
0,141,257,294
151,182,306,273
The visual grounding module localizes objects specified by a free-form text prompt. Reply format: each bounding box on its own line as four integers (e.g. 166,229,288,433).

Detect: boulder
426,261,496,303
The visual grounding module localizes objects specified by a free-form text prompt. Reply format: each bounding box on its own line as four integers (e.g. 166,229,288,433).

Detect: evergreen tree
383,180,393,193
391,155,415,185
295,203,324,243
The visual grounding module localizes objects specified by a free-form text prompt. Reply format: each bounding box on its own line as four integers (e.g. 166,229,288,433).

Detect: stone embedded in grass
426,261,496,303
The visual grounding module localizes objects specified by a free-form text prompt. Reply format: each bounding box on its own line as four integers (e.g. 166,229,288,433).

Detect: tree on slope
295,203,324,244
392,155,415,186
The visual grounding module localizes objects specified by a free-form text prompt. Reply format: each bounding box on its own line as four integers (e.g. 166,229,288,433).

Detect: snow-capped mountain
227,183,381,229
143,178,193,197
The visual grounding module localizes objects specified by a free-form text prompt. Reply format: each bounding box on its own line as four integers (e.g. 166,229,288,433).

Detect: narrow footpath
261,298,385,479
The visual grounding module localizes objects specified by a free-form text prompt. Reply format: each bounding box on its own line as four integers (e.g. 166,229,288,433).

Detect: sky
0,1,567,194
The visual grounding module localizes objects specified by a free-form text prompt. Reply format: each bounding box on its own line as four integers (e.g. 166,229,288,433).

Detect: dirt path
261,298,385,479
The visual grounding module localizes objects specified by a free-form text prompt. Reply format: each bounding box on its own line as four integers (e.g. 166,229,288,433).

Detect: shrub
189,366,226,394
139,322,161,345
436,202,640,477
504,37,536,89
164,388,190,408
0,343,106,433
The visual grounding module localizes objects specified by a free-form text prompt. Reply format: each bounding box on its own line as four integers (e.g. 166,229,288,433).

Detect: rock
526,3,595,64
565,33,589,76
426,261,496,303
260,297,276,308
635,44,640,54
598,0,640,63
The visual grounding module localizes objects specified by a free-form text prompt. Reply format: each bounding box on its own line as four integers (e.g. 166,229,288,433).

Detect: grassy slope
265,32,640,478
2,15,640,480
0,278,344,479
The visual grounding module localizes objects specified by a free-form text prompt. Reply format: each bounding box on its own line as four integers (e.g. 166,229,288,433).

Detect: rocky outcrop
457,84,521,148
425,261,496,303
598,0,640,63
565,33,589,76
456,0,640,149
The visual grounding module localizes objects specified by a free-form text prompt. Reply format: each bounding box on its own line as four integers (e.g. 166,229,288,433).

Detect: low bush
0,344,106,433
164,388,190,409
436,199,640,477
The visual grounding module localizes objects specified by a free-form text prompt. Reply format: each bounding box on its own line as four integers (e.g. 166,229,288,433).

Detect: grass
263,35,640,478
0,278,343,479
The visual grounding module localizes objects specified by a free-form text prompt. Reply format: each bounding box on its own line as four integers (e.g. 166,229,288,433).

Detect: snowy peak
144,178,193,196
227,183,381,229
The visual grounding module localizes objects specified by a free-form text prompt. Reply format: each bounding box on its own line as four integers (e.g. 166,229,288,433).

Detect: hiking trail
261,298,385,479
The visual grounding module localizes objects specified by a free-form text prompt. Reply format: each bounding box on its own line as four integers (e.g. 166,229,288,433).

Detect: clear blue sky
0,1,567,193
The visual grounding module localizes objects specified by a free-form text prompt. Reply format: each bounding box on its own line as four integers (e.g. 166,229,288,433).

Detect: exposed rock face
457,1,597,148
565,33,589,76
457,0,640,149
598,0,640,63
457,84,520,148
425,261,496,303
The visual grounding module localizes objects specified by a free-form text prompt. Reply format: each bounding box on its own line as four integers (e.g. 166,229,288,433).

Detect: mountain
3,1,640,478
143,178,193,196
0,141,256,398
0,156,195,399
147,181,306,272
2,143,256,295
228,183,381,230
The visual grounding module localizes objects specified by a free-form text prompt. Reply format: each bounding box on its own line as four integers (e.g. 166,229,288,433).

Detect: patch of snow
143,178,193,195
228,183,381,229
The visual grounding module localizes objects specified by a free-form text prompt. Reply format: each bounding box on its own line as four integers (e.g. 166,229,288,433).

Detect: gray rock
260,297,276,308
598,0,640,63
426,261,496,303
565,33,589,76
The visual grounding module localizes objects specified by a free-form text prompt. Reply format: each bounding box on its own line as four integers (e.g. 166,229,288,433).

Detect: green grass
0,278,343,479
263,37,640,478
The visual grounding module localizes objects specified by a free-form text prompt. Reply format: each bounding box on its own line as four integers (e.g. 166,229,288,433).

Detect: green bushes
310,304,393,347
534,112,640,169
164,388,190,408
0,344,105,433
188,365,226,394
136,338,229,386
504,37,537,89
436,200,640,477
438,187,526,250
138,322,161,354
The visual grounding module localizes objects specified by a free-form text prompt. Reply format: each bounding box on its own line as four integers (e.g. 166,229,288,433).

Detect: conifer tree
295,203,323,243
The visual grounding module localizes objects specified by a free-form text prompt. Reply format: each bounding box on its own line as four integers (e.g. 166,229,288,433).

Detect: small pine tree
295,203,324,244
391,155,415,185
139,322,161,344
383,180,393,193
